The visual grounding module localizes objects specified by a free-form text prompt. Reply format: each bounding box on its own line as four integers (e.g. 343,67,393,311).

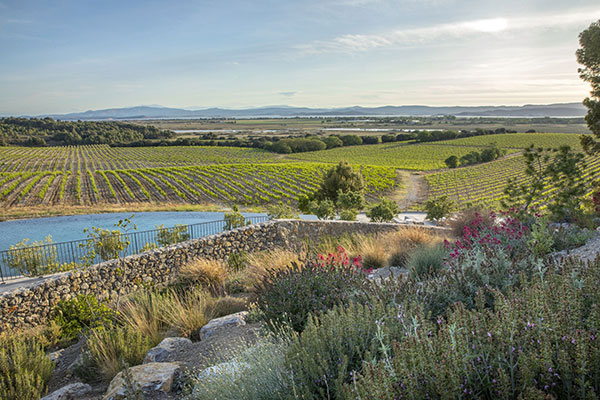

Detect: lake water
0,211,275,251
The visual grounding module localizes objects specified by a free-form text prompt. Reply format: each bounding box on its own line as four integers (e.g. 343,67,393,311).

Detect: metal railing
0,215,270,283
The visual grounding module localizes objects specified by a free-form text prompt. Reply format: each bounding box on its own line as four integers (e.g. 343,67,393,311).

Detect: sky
0,0,599,115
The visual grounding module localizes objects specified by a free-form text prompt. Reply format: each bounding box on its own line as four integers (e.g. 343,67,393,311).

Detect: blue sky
0,0,599,115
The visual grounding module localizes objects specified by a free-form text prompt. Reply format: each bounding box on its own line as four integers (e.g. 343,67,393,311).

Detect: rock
197,360,249,382
367,266,407,281
67,353,85,371
143,337,192,363
47,349,64,364
103,362,181,400
41,383,92,400
200,312,248,340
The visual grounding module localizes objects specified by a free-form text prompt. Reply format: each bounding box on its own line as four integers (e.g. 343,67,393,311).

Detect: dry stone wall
0,220,441,331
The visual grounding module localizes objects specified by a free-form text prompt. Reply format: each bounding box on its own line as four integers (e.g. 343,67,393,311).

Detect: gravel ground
554,230,600,263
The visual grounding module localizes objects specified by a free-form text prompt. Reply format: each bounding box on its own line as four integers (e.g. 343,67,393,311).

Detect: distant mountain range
39,102,587,120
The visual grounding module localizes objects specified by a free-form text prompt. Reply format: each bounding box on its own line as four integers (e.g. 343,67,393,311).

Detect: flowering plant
315,246,368,273
447,211,528,260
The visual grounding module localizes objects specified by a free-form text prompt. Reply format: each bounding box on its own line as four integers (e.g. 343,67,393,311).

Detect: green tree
224,205,248,230
424,195,454,221
444,155,458,168
367,198,400,222
155,224,190,246
317,162,364,202
577,19,600,154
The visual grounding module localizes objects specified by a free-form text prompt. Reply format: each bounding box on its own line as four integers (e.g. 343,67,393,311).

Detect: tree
502,145,586,221
577,19,600,155
424,196,454,221
323,136,343,149
317,162,364,203
367,198,400,222
444,155,458,168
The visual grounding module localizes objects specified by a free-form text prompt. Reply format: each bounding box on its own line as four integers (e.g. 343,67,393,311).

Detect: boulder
143,337,192,363
103,362,181,400
200,312,248,340
367,266,407,281
41,383,92,400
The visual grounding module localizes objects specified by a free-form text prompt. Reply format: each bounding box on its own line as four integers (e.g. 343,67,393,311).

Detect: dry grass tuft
180,258,228,291
119,291,168,345
213,296,248,318
245,249,303,289
160,288,216,339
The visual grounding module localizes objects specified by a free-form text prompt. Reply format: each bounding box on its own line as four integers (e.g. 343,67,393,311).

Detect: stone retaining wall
0,220,443,331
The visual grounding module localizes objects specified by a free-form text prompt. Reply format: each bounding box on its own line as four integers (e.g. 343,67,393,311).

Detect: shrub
424,195,454,221
359,236,388,269
527,216,554,257
254,247,368,333
552,224,594,251
53,294,115,342
224,205,247,230
2,236,60,276
227,251,248,272
185,339,290,400
339,209,358,221
266,203,299,219
82,227,130,262
156,224,190,246
444,155,458,168
245,249,303,289
446,207,493,237
180,258,227,292
367,198,399,222
286,301,404,399
76,325,154,382
406,243,447,280
318,162,364,203
324,136,343,149
0,335,54,399
340,135,362,146
350,261,600,399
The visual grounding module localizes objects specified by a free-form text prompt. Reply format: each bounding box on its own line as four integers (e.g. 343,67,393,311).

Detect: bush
350,261,600,399
552,224,594,251
266,203,299,219
224,205,247,230
156,224,190,246
424,195,454,221
254,247,368,333
323,136,343,149
340,135,362,146
160,288,216,339
185,339,290,400
53,294,115,342
76,325,154,382
2,236,60,276
527,216,554,257
286,301,404,400
318,162,364,203
367,198,399,222
0,335,54,399
406,243,447,280
444,155,458,168
82,226,130,262
339,209,358,221
446,206,493,237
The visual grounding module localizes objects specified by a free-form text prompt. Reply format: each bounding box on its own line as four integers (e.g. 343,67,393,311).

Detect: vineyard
287,142,521,170
425,152,600,208
0,144,399,208
435,132,586,150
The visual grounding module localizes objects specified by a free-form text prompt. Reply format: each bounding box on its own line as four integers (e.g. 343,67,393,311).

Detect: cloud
279,91,297,97
296,8,600,54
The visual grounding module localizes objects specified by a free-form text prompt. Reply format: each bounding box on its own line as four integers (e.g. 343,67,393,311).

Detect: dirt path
390,170,427,210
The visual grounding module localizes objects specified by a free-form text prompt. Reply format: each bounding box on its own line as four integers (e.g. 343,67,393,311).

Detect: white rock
367,266,407,281
200,311,248,340
41,383,92,400
143,337,192,363
103,362,181,400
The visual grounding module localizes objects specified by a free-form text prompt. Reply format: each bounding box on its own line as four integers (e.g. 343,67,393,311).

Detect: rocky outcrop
143,337,192,363
103,362,181,400
41,383,92,400
200,311,248,340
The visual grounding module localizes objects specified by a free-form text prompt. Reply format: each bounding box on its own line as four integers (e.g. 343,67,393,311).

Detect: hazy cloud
296,9,600,54
279,91,297,97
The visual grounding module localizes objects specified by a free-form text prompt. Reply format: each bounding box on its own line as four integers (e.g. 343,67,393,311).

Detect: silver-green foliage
185,339,290,400
2,235,60,276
